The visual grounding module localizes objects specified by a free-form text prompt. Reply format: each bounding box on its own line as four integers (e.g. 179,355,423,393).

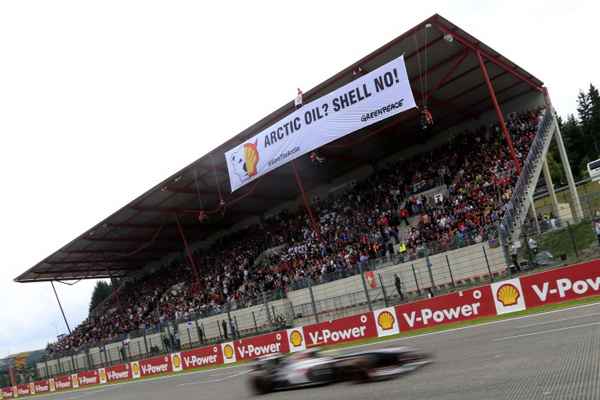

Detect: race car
248,346,431,394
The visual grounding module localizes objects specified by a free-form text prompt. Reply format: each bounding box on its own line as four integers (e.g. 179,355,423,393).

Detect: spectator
45,107,544,354
394,274,404,300
594,219,600,246
511,239,521,272
221,320,228,340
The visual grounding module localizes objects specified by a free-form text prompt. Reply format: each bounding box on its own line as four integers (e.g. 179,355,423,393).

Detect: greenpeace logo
308,326,367,344
403,303,481,328
533,277,600,301
108,370,129,380
35,384,49,392
79,375,98,385
183,354,218,368
56,380,71,389
237,343,281,358
141,363,169,375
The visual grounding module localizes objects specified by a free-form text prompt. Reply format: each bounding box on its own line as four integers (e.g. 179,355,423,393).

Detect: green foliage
555,83,600,181
538,219,597,261
89,280,113,313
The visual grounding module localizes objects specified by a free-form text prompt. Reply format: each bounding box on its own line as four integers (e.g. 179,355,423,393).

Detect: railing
36,240,512,379
499,110,556,252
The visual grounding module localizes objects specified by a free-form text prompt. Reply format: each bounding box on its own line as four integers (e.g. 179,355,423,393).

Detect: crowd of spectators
46,108,544,355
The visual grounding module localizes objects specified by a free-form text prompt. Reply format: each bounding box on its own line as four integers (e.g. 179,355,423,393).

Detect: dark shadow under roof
15,14,544,283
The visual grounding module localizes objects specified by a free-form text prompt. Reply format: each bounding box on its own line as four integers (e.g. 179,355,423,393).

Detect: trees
89,281,113,314
552,83,600,182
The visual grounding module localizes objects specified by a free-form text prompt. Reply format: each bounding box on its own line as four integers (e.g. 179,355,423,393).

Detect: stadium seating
45,108,543,356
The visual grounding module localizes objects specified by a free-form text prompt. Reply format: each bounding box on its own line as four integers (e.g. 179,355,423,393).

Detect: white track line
493,321,600,341
514,311,600,330
325,301,600,352
28,301,600,399
177,370,250,386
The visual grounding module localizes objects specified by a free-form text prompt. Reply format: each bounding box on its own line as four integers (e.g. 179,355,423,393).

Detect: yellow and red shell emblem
172,354,181,369
289,330,303,347
223,344,235,359
243,142,259,177
377,310,395,330
496,283,520,306
99,369,107,382
132,362,140,376
49,379,56,391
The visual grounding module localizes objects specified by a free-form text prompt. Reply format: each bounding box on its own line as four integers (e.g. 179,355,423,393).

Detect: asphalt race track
32,302,600,400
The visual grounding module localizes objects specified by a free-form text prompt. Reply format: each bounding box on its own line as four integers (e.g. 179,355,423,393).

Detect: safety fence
32,240,546,380
4,259,599,398
35,239,508,372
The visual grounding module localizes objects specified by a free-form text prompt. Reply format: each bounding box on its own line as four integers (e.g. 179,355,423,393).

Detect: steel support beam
174,213,201,285
432,18,543,93
291,160,321,241
477,50,521,175
542,157,561,219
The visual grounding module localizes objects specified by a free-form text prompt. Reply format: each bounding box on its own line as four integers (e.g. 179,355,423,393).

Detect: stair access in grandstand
498,109,556,252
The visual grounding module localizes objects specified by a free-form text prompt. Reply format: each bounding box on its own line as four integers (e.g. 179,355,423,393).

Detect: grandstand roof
15,13,544,283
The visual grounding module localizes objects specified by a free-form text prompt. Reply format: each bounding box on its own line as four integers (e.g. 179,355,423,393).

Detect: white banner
225,54,416,191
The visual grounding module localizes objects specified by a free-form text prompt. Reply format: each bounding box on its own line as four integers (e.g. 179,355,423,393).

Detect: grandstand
13,14,584,380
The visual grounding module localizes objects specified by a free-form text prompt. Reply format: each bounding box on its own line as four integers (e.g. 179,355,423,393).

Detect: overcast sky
1,0,598,357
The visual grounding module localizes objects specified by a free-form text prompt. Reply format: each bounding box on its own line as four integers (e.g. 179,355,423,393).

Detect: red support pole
291,160,321,241
476,50,521,175
174,213,201,288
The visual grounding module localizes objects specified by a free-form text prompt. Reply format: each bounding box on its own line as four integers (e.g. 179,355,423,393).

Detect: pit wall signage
1,387,15,398
181,346,223,369
6,260,600,398
521,260,600,307
234,331,289,361
16,384,30,396
77,370,99,387
394,286,497,330
106,363,131,382
135,355,172,378
303,313,376,347
54,375,72,391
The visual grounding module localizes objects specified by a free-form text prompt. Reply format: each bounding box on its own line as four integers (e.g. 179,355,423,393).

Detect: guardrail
7,259,598,398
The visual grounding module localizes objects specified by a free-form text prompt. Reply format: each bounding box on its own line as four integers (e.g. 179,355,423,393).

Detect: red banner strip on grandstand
10,260,600,399
1,387,15,398
181,345,223,369
54,375,72,391
234,331,289,361
138,355,172,377
77,370,100,387
521,260,600,307
303,312,377,347
395,286,497,330
106,363,132,382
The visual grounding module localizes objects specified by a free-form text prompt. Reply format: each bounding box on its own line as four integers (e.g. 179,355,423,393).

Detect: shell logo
377,310,396,330
49,379,56,392
223,344,235,359
496,283,520,307
289,330,303,347
132,362,140,376
243,142,259,177
99,369,107,383
172,354,181,370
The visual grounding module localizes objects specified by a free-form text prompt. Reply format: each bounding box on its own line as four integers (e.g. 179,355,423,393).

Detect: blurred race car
248,346,431,394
